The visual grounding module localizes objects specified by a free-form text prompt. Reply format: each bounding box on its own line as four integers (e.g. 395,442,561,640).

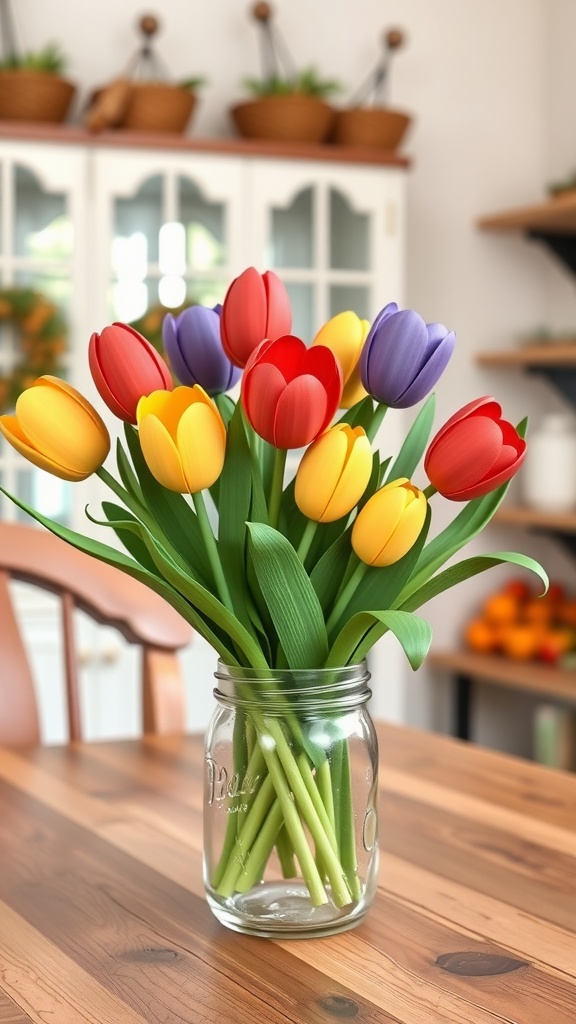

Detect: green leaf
123,423,212,584
384,394,436,483
398,551,549,614
338,396,375,431
247,523,329,669
326,609,432,669
310,529,353,614
214,393,236,427
0,485,240,664
101,500,159,574
116,439,145,504
86,506,269,670
217,404,256,634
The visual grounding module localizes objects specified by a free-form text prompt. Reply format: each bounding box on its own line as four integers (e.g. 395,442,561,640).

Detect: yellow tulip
295,423,372,523
351,477,427,567
0,375,109,481
137,385,226,493
312,311,369,409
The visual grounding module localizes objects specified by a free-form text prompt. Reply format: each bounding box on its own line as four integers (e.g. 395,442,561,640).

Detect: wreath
0,287,67,414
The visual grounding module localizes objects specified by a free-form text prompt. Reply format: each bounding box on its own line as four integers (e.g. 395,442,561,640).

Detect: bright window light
159,222,186,276
158,275,186,308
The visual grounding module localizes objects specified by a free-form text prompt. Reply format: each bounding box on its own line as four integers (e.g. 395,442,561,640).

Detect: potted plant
84,16,204,135
0,42,76,124
331,29,412,150
231,4,339,143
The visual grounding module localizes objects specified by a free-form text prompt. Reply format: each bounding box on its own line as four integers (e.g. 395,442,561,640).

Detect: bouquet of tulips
0,267,546,913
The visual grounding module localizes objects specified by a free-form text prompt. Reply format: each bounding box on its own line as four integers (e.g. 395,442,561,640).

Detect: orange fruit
523,598,553,625
504,579,532,602
482,593,520,625
500,624,540,660
559,600,576,628
464,618,497,654
537,628,574,663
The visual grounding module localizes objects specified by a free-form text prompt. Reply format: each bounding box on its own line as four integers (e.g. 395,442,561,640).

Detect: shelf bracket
526,365,576,405
527,229,576,276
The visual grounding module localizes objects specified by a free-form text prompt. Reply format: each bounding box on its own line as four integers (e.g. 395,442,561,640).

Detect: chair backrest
0,522,193,745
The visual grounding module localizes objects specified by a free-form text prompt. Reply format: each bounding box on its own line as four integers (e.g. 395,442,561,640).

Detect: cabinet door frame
248,157,405,325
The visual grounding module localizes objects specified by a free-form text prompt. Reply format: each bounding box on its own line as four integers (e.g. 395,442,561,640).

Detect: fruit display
464,579,576,666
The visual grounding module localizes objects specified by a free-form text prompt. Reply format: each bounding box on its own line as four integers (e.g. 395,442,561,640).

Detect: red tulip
241,335,343,449
89,323,173,423
424,396,526,500
220,267,292,368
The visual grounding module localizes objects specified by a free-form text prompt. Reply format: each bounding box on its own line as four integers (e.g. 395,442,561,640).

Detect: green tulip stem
367,402,388,444
192,490,234,614
296,520,318,564
423,484,437,499
325,559,367,636
268,447,287,529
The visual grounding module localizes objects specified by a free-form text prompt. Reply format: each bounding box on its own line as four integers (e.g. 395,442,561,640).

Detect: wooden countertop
0,722,575,1023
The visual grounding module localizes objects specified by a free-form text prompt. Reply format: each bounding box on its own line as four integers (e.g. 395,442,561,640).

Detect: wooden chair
0,522,193,745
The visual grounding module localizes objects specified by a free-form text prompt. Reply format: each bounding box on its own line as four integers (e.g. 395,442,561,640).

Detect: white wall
10,0,567,744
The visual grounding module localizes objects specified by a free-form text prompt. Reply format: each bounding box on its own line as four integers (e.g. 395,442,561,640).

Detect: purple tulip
360,304,455,408
162,305,241,395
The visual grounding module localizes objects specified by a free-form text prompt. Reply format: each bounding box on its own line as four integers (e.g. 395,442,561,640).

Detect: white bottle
522,413,576,512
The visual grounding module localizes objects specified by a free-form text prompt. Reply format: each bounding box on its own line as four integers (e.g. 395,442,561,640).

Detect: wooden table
0,724,575,1024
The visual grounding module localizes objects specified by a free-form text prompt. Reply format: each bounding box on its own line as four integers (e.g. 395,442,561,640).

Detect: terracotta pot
119,84,197,133
0,71,75,123
331,108,411,150
231,94,335,143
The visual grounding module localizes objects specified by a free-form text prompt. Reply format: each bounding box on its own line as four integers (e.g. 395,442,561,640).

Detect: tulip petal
323,431,372,522
221,268,268,367
162,312,200,387
303,345,343,431
395,330,455,408
446,444,527,500
177,400,227,492
90,323,172,423
372,491,426,566
364,310,428,404
295,426,350,520
263,270,293,340
352,486,408,566
312,311,364,382
16,383,109,477
259,334,307,381
138,414,188,492
429,396,502,449
0,414,88,481
273,375,327,449
425,417,504,493
243,362,287,444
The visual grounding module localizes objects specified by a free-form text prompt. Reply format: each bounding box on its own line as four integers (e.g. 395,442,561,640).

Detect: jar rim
215,659,369,685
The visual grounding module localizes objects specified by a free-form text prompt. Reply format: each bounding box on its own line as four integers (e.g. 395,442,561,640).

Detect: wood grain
0,724,575,1023
430,648,576,703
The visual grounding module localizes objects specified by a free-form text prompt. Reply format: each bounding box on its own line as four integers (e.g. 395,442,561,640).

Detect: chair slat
0,570,40,746
61,591,82,742
143,648,187,735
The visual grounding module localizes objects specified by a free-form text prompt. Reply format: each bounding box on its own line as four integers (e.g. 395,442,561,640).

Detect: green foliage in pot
244,66,341,98
0,43,67,74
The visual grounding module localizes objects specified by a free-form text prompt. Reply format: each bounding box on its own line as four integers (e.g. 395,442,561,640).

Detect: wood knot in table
318,995,359,1017
120,947,181,964
436,952,529,976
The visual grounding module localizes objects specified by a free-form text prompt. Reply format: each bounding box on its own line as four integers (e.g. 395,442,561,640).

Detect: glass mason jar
204,661,379,938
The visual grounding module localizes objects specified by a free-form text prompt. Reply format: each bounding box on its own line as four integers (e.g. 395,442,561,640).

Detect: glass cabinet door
251,160,405,340
91,151,244,349
0,144,87,525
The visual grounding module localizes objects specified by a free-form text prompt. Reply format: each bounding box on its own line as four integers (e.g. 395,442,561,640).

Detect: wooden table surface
0,723,575,1024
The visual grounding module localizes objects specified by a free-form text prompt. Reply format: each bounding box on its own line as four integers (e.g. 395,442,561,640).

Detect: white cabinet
0,131,407,739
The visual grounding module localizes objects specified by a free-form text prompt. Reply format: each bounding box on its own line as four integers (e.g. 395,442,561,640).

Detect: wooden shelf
476,343,576,367
0,123,410,167
492,505,576,532
478,192,576,234
430,649,576,703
